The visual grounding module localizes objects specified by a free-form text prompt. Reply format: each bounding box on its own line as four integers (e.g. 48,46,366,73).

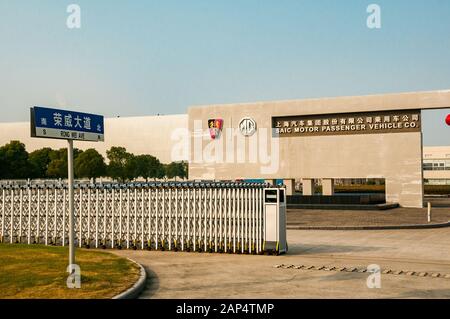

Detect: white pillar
284,179,295,196
385,177,423,208
302,179,314,196
322,179,335,196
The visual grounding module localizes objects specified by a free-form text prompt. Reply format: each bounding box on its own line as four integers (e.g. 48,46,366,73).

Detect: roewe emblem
208,119,224,140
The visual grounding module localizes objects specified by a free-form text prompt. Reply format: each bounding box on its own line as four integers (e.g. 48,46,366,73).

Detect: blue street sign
31,106,104,142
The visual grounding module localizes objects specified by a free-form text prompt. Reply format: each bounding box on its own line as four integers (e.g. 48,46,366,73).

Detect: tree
155,163,166,181
47,158,67,178
0,141,32,179
106,147,134,183
154,159,167,180
180,161,188,180
133,154,165,181
28,147,53,178
165,161,188,181
0,147,5,179
74,149,106,183
46,148,83,179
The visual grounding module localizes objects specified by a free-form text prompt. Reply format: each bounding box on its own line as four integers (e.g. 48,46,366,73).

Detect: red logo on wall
208,119,224,140
446,115,450,126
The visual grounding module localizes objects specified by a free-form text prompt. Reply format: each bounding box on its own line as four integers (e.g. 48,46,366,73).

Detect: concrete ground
287,207,450,227
112,227,450,299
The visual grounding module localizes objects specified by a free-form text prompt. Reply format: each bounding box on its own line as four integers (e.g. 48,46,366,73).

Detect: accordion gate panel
0,182,283,255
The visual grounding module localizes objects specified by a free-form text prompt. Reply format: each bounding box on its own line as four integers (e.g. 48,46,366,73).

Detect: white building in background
423,146,450,185
2,90,450,207
0,114,188,164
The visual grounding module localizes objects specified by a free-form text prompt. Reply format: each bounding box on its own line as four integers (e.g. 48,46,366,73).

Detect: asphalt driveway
112,227,450,299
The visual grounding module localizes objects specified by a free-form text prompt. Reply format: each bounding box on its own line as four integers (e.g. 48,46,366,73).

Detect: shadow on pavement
287,243,383,256
138,266,160,299
318,272,366,282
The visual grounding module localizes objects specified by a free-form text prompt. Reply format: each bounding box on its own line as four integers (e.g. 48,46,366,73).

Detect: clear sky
1,0,450,145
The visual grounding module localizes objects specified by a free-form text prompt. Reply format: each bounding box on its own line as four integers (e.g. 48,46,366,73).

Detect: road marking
274,264,450,280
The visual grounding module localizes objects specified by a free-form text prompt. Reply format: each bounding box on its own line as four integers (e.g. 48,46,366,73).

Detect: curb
287,203,399,211
287,221,450,231
112,258,147,299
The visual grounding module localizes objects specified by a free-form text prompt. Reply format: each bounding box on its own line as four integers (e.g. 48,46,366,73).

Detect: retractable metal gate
0,182,285,254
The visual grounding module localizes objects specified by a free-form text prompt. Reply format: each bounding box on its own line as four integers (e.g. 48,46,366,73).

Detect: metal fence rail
0,182,271,254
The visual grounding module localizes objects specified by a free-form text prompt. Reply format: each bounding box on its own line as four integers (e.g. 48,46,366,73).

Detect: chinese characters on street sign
31,106,104,142
272,110,421,137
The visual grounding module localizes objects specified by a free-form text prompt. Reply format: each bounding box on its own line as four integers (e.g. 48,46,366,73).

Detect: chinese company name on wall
272,110,421,137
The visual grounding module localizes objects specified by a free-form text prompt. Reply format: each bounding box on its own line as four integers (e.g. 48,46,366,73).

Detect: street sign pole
67,139,75,266
31,106,105,276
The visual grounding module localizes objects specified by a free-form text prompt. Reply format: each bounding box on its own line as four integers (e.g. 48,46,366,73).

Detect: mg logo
239,117,257,136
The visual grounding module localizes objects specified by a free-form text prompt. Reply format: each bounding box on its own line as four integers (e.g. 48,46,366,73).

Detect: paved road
112,228,450,299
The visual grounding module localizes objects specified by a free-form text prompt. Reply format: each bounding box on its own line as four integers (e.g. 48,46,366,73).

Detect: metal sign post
67,139,75,266
31,106,104,272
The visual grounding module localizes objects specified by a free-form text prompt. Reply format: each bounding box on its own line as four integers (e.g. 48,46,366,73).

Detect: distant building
423,146,450,185
2,89,450,207
0,114,188,164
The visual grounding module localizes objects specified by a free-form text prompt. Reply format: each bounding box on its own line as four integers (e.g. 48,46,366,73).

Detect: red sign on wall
208,119,224,140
